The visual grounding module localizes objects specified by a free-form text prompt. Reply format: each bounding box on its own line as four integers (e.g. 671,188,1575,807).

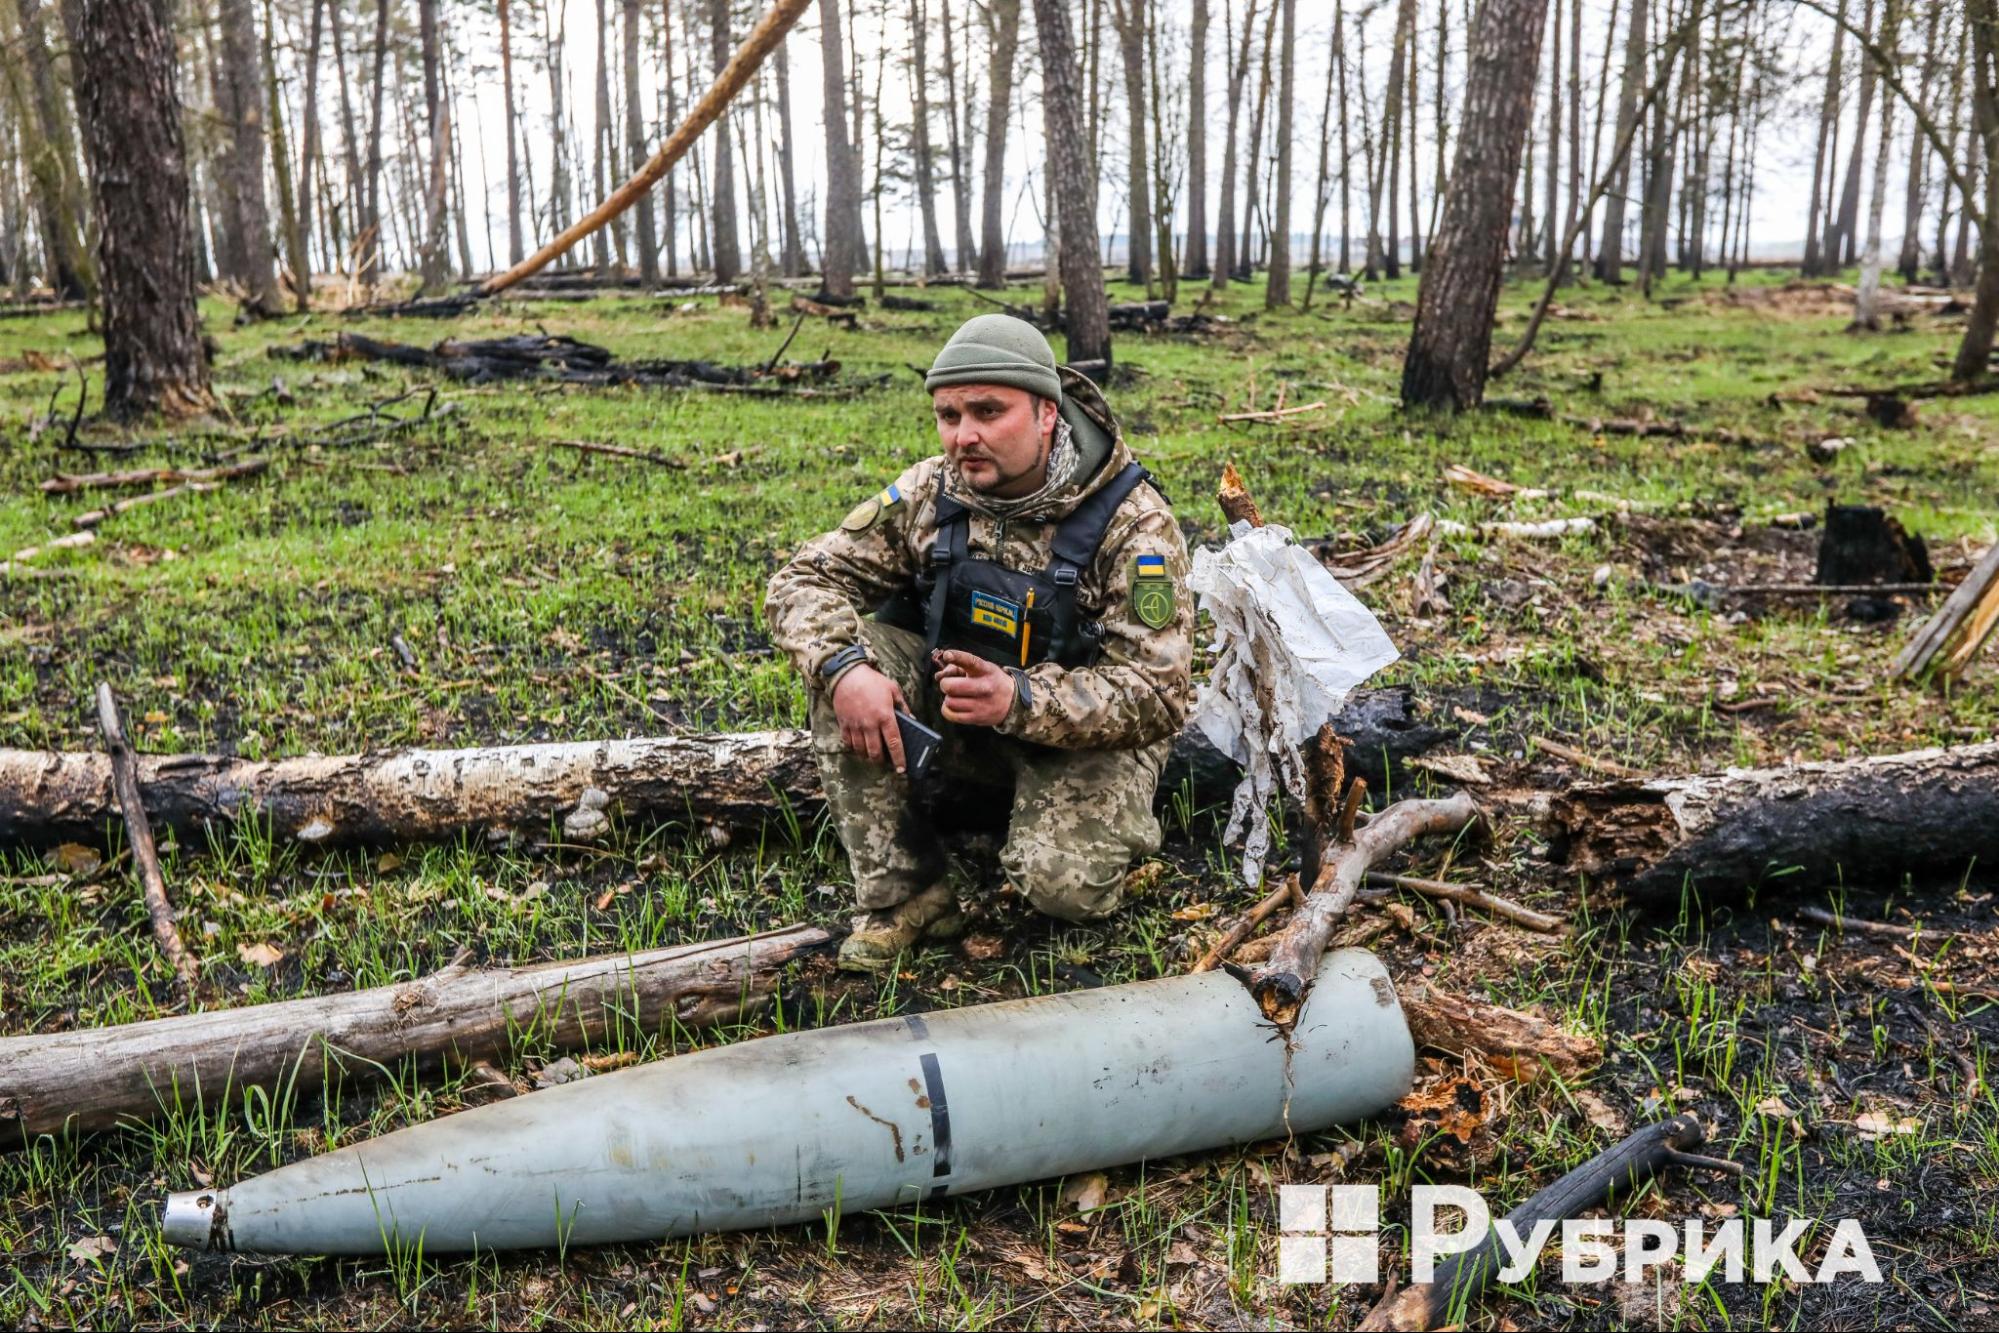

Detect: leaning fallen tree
1548,741,1999,904
0,924,826,1139
0,689,1447,849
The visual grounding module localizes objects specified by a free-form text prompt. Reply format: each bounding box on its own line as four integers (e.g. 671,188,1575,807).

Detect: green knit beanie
923,314,1064,403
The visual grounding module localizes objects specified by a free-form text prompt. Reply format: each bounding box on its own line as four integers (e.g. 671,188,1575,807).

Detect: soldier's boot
836,881,964,973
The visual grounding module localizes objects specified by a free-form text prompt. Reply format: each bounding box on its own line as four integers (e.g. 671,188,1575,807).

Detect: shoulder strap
1043,462,1149,665
922,494,972,657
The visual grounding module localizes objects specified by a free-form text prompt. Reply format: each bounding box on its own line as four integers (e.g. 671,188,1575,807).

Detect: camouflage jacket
765,374,1193,751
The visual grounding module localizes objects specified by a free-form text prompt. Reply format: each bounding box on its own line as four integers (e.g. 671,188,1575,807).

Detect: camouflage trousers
808,621,1168,921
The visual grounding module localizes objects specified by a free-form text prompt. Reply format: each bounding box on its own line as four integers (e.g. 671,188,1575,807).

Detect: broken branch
95,685,199,992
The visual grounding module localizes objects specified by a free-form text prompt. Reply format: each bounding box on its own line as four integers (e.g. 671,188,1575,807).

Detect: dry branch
41,456,271,496
1893,542,1999,680
0,692,1450,850
1246,793,1482,1024
1366,873,1568,934
1396,979,1600,1079
1548,742,1999,904
480,0,815,296
95,685,199,990
0,925,826,1139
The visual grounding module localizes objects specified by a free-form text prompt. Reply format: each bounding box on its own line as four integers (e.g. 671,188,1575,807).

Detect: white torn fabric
1188,520,1402,886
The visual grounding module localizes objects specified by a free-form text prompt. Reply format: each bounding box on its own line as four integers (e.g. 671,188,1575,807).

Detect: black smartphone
894,709,943,780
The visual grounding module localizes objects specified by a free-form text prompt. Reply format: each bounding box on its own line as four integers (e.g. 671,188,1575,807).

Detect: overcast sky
422,0,1953,277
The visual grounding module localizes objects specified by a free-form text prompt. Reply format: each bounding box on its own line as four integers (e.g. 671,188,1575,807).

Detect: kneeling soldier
765,314,1194,972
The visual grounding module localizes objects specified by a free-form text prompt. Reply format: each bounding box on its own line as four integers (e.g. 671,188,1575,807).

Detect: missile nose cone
162,1189,231,1251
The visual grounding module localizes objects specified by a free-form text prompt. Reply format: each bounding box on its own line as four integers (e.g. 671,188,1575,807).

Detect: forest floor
0,267,1995,1330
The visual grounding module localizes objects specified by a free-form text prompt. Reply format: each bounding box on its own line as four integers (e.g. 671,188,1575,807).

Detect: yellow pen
1019,589,1035,666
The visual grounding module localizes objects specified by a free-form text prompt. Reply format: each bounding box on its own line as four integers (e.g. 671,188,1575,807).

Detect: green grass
0,265,1994,1328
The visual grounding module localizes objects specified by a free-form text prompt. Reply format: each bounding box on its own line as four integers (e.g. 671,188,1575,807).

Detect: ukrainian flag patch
840,481,904,532
969,590,1022,637
1131,553,1175,629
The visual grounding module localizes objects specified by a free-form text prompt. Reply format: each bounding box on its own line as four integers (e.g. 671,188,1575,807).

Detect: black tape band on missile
162,950,1412,1255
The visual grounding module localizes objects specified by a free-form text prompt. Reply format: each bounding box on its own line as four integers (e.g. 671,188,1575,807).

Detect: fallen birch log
0,692,1449,850
1548,742,1999,904
0,924,827,1139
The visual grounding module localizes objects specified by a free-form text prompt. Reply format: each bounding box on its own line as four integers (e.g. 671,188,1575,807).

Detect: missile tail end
161,1189,233,1252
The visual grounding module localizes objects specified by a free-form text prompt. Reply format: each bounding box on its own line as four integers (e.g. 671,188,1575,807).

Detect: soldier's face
932,385,1058,498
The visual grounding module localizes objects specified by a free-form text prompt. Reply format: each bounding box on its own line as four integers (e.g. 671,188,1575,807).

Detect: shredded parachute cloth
1188,520,1402,886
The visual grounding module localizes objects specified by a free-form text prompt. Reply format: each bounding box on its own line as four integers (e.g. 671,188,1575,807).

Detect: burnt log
0,689,1449,851
0,924,826,1140
1547,742,1999,905
1815,503,1932,586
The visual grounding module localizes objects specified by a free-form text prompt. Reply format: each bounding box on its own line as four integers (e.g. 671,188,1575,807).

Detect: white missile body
162,949,1412,1254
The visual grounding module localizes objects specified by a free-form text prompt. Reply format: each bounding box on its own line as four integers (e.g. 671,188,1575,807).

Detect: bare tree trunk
12,0,95,299
1566,0,1580,275
1830,0,1877,268
1145,0,1176,301
1237,0,1275,280
298,0,325,281
360,0,389,283
72,0,214,416
1407,0,1422,270
1264,0,1294,305
328,0,363,266
1852,0,1900,327
1338,0,1352,275
1401,0,1550,409
1213,0,1258,287
1302,6,1338,308
1635,0,1678,292
498,0,523,265
775,36,805,277
1802,0,1846,275
1379,0,1415,279
416,0,452,292
618,0,657,281
1110,0,1152,287
263,0,308,308
816,0,860,295
1897,0,1940,282
216,0,284,311
705,0,740,279
1184,0,1210,277
1949,15,1975,286
975,0,1019,287
1543,0,1560,270
1595,0,1645,281
909,0,949,275
1950,0,1998,380
1031,0,1112,366
1580,0,1619,271
938,0,976,273
589,0,614,273
446,43,474,277
661,0,679,275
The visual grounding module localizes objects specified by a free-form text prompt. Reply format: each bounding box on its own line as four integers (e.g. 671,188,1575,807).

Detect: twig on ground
1530,735,1644,778
1365,872,1568,934
554,438,688,468
95,684,201,992
1798,904,1950,940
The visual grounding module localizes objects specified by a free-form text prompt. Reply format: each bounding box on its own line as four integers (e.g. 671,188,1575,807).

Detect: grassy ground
1,266,1995,1329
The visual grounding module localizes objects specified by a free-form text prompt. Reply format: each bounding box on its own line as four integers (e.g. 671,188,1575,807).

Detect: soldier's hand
933,650,1014,728
831,664,910,772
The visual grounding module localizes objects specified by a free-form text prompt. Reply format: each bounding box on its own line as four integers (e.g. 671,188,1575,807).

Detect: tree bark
1237,0,1276,280
661,0,679,274
0,926,827,1140
1952,0,1999,381
774,36,804,277
215,0,283,313
624,0,659,281
592,0,616,273
708,0,741,279
1032,0,1112,366
1301,8,1338,308
816,0,861,296
1595,0,1645,281
1401,0,1550,410
12,0,95,299
0,691,1448,850
1544,0,1560,271
70,0,214,417
974,0,1019,287
499,0,523,265
1829,0,1878,268
1852,0,1900,329
264,0,308,309
1212,0,1258,287
938,0,975,274
1184,0,1210,278
298,0,325,281
1549,742,1999,906
360,0,390,283
1109,0,1152,287
1263,0,1294,306
1397,981,1602,1080
908,0,949,276
1895,0,1939,281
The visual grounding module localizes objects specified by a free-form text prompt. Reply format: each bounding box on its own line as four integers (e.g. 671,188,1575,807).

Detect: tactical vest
877,461,1152,669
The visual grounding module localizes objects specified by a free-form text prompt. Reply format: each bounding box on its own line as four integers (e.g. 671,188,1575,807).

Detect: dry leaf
1855,1111,1920,1139
1170,902,1218,922
236,940,285,967
1411,753,1491,787
962,935,1005,961
376,852,403,873
1755,1097,1795,1120
67,1235,116,1264
1575,1089,1627,1135
1062,1171,1109,1213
